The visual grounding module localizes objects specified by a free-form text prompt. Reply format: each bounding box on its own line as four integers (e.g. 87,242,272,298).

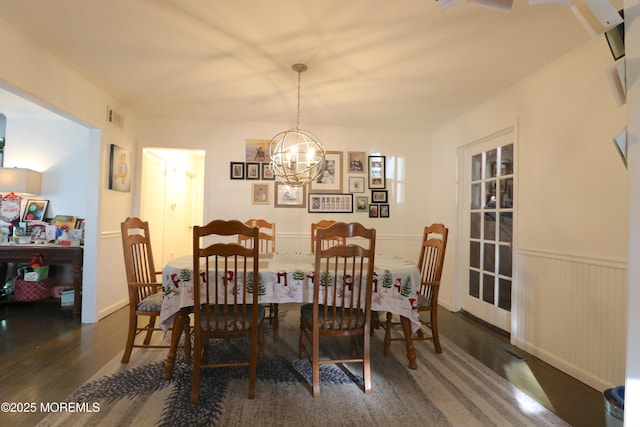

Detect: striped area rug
38,306,568,427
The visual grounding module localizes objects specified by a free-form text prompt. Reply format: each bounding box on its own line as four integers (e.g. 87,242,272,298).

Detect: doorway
141,148,205,267
458,129,515,333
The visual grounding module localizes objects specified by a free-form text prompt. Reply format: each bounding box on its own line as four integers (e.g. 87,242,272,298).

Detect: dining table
159,252,424,377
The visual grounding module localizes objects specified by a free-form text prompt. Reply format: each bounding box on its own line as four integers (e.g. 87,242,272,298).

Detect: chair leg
363,329,371,394
143,315,157,345
183,312,192,364
298,318,305,359
383,312,392,356
248,328,258,399
121,309,137,363
431,309,442,353
191,335,202,403
258,321,265,359
311,328,320,398
272,303,279,339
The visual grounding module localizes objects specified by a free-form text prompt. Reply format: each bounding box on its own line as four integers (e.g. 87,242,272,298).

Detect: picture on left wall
109,144,132,192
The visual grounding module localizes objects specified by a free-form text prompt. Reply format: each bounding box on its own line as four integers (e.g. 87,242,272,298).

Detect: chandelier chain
296,70,301,130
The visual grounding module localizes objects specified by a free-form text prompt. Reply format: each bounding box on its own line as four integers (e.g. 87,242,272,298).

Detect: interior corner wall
135,118,432,261
431,39,628,391
0,20,139,323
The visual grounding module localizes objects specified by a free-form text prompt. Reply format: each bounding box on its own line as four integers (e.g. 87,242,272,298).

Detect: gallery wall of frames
229,139,389,218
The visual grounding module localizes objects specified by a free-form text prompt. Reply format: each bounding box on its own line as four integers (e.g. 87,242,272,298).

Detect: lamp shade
0,167,42,195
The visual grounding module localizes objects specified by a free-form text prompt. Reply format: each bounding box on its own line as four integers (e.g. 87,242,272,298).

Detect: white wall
4,117,90,219
136,117,431,260
432,38,628,391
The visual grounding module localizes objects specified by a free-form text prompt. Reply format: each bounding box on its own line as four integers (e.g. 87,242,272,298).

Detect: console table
0,244,83,318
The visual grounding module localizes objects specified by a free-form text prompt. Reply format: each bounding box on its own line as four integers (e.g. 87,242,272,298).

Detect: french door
460,130,515,333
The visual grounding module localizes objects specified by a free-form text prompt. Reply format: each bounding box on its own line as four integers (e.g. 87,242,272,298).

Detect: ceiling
0,0,600,132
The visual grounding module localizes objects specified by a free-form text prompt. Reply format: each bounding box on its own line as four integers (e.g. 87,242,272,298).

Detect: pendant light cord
296,70,301,130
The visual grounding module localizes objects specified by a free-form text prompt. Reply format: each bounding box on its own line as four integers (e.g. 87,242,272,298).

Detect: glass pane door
462,133,514,332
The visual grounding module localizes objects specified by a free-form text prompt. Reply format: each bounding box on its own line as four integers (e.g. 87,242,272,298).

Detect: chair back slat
417,224,448,299
311,220,347,252
121,217,159,303
315,222,376,333
194,220,260,335
238,219,275,253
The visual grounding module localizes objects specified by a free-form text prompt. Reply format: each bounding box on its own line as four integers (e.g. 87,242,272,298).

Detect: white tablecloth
159,252,422,332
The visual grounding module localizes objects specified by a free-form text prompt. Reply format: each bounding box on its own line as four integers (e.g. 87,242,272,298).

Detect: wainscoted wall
513,249,627,391
275,233,421,262
97,231,129,319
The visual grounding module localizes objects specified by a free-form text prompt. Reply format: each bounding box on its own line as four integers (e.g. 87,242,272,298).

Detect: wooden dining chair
310,220,346,253
383,223,448,354
238,219,276,253
239,219,279,338
299,222,376,397
191,219,265,403
120,217,181,363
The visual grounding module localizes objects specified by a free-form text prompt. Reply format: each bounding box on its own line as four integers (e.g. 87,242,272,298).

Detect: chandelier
269,64,325,187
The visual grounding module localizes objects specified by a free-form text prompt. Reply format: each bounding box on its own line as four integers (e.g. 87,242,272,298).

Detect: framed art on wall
261,163,275,180
380,204,390,218
349,176,365,193
274,183,306,208
310,151,343,193
348,151,366,173
230,162,245,179
371,189,388,203
246,162,260,180
355,195,368,212
252,183,270,205
22,199,49,221
245,139,271,162
109,144,132,192
308,193,353,213
369,204,379,218
368,155,386,189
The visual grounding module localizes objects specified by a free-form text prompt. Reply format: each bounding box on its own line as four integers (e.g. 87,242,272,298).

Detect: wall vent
106,106,125,128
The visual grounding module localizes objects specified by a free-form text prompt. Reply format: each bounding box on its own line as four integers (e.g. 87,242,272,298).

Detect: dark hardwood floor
0,300,604,426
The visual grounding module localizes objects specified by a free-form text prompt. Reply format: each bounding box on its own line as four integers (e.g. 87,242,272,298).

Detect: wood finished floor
0,300,604,427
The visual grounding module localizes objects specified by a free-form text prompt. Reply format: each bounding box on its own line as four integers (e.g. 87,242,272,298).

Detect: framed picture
252,183,270,205
310,151,343,193
245,138,271,162
22,199,49,221
349,176,365,193
108,144,132,192
308,193,353,213
355,195,368,212
275,183,306,208
368,155,386,189
348,151,366,173
371,189,388,203
246,162,260,180
379,204,390,218
261,163,275,180
230,162,245,179
369,204,379,218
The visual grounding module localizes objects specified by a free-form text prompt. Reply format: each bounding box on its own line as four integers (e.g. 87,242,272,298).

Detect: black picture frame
261,163,275,180
230,162,245,179
369,204,379,218
379,204,390,218
22,199,49,222
371,189,388,203
246,162,260,180
308,193,353,213
368,155,386,189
